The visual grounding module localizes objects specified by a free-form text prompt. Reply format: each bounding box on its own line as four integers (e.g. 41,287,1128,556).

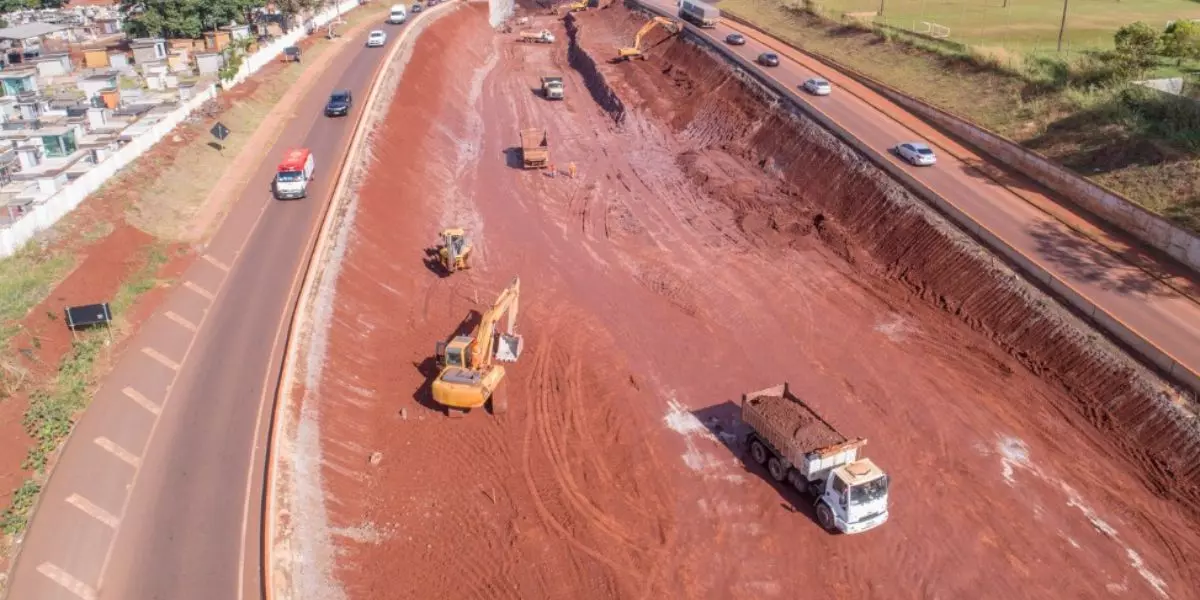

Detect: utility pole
878,0,885,17
1056,0,1069,52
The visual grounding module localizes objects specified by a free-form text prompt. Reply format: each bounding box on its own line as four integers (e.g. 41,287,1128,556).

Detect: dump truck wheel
491,389,508,415
767,457,788,483
816,502,836,532
749,439,768,465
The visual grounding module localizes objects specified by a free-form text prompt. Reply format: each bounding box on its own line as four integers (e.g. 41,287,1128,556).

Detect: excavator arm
471,276,522,368
617,16,679,59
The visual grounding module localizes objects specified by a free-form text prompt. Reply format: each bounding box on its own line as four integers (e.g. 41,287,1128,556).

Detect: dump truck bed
743,384,846,453
520,128,549,168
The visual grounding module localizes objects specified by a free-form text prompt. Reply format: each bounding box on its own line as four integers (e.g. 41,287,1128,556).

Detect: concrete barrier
630,0,1200,395
720,12,1200,274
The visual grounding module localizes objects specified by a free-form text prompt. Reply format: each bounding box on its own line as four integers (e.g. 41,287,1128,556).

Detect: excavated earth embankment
566,10,1200,519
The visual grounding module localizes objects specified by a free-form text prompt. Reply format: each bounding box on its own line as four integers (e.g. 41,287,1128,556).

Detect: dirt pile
748,395,843,449
602,28,1200,517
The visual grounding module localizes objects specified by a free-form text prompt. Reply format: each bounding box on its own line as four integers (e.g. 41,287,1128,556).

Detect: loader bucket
495,333,524,362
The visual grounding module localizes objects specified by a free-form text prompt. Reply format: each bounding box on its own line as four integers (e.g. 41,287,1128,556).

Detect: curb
259,2,463,598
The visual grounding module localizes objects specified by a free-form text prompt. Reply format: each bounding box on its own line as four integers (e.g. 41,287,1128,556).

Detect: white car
894,141,937,166
366,30,387,47
801,77,831,96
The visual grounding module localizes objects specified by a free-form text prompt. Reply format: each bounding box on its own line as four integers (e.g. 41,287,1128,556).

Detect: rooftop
0,23,71,42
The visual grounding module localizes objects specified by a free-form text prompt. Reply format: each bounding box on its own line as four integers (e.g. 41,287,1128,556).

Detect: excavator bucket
495,333,524,362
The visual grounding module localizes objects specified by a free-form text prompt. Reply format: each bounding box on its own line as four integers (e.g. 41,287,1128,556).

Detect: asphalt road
639,0,1200,390
5,20,399,600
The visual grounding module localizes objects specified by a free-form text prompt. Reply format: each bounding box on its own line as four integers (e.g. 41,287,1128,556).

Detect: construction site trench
275,3,1200,599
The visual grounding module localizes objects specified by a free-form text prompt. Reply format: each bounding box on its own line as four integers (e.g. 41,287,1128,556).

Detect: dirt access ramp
289,3,1200,599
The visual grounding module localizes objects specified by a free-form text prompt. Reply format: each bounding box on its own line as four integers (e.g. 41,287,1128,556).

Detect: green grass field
802,0,1200,55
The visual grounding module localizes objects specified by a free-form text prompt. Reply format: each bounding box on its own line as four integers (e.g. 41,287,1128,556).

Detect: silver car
366,30,387,47
801,77,831,96
894,142,937,166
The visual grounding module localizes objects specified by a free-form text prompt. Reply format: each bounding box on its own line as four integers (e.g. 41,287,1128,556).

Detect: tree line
1113,19,1200,76
118,0,338,39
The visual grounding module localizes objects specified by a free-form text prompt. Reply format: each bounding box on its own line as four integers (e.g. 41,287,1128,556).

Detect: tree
1113,21,1159,76
1161,20,1200,66
120,0,263,39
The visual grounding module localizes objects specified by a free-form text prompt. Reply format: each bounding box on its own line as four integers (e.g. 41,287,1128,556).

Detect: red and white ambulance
273,148,315,200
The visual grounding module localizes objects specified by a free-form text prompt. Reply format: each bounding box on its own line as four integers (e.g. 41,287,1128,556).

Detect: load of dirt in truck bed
749,395,844,450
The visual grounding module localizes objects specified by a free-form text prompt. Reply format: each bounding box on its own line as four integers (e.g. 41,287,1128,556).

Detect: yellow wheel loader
436,228,473,273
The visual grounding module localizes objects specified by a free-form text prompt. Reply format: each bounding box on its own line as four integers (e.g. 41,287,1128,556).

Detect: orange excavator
616,16,680,61
432,277,524,417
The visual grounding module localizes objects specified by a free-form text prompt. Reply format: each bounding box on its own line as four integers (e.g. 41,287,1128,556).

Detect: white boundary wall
0,0,362,258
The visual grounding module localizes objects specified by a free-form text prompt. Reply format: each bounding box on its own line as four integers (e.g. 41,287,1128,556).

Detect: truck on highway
388,4,407,24
741,382,889,534
678,0,720,28
273,148,315,200
520,128,549,169
519,29,556,44
540,76,564,100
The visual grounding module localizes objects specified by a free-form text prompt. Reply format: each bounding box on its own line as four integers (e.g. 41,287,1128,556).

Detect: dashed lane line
36,563,97,600
93,437,141,469
121,386,161,415
203,254,231,272
183,280,215,301
65,494,120,529
164,311,199,332
141,347,181,371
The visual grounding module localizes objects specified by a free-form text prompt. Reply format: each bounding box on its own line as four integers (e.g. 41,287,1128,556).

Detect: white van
388,4,407,24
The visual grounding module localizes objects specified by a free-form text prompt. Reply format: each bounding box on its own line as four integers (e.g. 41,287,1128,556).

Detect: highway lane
4,18,400,600
639,0,1200,388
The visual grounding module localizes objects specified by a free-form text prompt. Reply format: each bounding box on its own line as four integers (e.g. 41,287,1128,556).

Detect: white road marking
183,280,215,300
94,437,141,469
141,347,181,371
164,310,199,332
66,494,120,528
122,386,161,415
36,563,97,600
202,254,231,272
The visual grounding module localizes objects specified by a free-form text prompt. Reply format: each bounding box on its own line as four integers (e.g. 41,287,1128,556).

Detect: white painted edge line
65,494,120,529
93,437,141,469
36,563,97,600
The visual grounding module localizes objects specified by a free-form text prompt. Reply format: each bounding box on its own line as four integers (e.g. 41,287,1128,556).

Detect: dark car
324,89,352,117
757,52,780,67
725,33,746,45
412,2,423,12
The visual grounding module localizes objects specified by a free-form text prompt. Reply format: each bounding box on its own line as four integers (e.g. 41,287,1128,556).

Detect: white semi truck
741,382,890,534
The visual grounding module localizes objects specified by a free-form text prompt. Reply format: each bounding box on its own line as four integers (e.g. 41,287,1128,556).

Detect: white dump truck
741,382,889,534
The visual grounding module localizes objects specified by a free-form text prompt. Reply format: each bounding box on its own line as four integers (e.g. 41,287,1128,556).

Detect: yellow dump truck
520,128,549,169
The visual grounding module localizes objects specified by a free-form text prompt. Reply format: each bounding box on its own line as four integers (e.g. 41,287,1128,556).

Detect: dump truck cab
814,458,889,534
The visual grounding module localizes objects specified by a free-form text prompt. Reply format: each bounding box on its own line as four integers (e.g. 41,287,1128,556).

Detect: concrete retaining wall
631,0,1200,395
721,13,1200,274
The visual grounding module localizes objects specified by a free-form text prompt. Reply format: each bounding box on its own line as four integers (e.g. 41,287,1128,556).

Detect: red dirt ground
305,4,1200,599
